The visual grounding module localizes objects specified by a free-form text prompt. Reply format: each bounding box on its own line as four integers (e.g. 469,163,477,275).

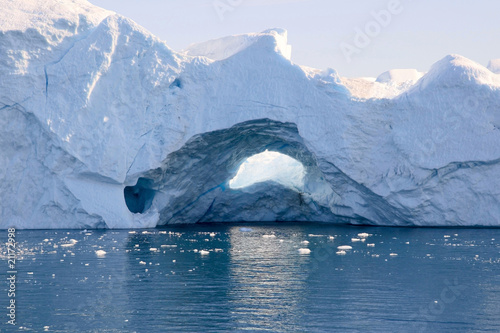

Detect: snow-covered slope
1,0,499,229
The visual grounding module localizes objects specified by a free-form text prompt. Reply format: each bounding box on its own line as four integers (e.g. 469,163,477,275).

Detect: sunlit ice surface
229,150,305,191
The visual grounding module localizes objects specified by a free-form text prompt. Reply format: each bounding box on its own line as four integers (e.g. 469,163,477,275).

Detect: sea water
1,223,499,332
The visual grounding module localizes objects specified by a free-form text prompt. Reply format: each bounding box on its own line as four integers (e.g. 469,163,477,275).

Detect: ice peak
411,54,500,91
183,28,291,61
0,0,112,33
488,59,500,74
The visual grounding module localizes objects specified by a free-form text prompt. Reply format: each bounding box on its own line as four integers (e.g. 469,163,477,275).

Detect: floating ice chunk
69,239,78,244
301,240,310,245
199,250,210,255
337,245,352,250
61,243,74,247
262,234,276,238
367,243,375,247
298,248,311,254
336,250,346,255
95,250,106,257
357,233,370,238
351,238,361,242
139,261,146,265
389,253,398,256
328,236,335,240
149,248,158,252
239,228,253,232
209,233,216,237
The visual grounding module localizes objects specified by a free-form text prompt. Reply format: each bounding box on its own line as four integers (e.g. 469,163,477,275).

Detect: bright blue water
1,224,500,332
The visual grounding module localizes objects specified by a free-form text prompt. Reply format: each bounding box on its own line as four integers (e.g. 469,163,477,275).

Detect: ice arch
138,118,410,225
229,150,305,191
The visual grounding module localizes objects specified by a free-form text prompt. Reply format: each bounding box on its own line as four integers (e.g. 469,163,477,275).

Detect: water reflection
2,225,500,332
227,226,309,331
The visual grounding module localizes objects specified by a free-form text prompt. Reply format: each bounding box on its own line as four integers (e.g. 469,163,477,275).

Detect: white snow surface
1,0,500,229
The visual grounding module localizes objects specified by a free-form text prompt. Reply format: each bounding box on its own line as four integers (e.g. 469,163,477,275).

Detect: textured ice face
2,0,500,228
229,150,305,191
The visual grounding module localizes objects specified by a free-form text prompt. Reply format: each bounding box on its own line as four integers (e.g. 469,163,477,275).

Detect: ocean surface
1,223,500,332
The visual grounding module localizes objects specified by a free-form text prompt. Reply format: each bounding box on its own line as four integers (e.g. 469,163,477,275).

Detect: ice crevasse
1,0,500,229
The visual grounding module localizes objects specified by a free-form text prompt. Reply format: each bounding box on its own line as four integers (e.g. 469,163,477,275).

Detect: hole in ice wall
169,78,182,89
124,178,155,214
229,150,305,191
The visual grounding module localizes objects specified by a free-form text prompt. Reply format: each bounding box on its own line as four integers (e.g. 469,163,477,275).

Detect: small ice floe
389,253,398,256
43,239,49,242
308,234,322,237
95,250,107,257
139,261,146,265
60,243,74,248
43,326,49,331
367,243,375,247
328,236,335,240
27,272,33,275
239,227,253,232
262,234,276,239
298,248,311,254
337,245,352,250
405,242,410,245
444,235,450,238
161,245,177,248
128,231,136,234
351,238,361,242
301,240,310,245
69,239,78,244
358,233,370,238
149,248,158,252
199,250,210,255
336,250,346,255
209,233,216,237
214,248,223,252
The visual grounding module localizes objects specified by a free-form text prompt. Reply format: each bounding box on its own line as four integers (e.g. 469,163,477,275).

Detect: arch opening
229,150,305,191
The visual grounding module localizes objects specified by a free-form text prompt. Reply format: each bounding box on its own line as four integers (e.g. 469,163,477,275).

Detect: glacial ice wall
1,0,500,228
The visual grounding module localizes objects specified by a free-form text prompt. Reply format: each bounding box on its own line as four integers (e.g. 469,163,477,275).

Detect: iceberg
1,0,500,229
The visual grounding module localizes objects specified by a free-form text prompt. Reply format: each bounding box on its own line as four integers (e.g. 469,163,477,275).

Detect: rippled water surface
1,224,500,332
